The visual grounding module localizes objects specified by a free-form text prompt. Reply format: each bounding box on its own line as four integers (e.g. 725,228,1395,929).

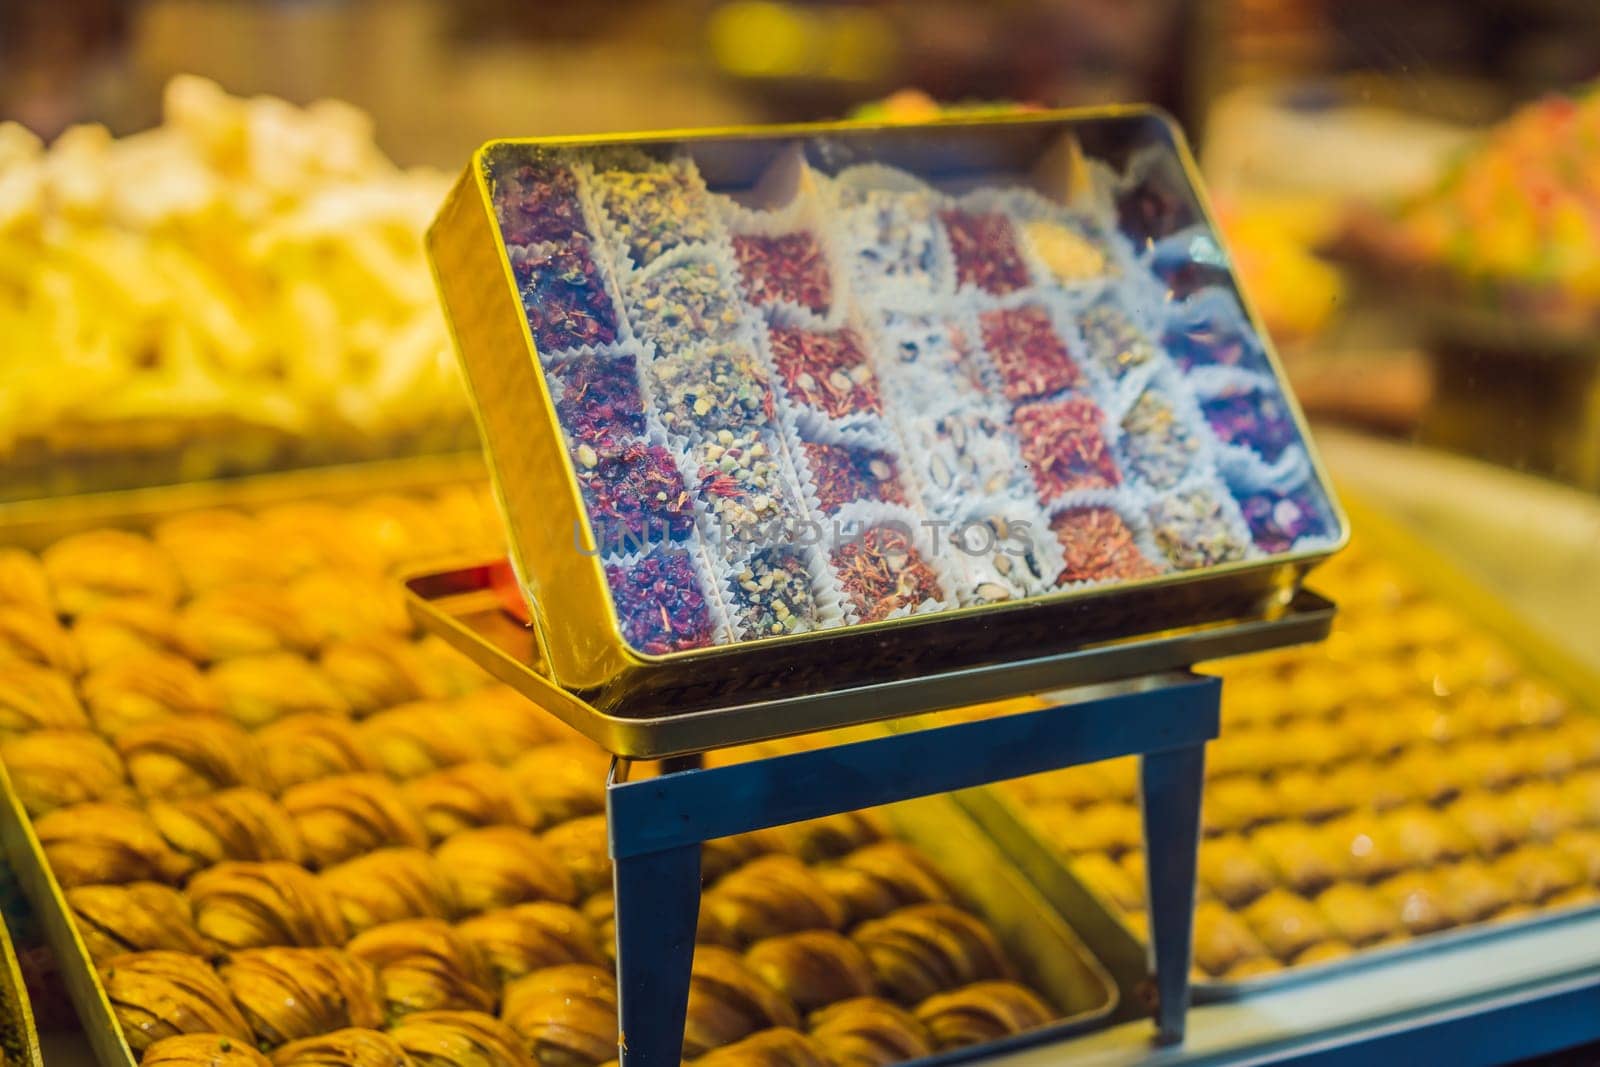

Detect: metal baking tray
958,492,1600,1003
0,454,494,1067
0,458,1120,1065
405,558,1336,759
0,892,43,1067
0,766,1119,1067
878,791,1122,1057
428,107,1349,710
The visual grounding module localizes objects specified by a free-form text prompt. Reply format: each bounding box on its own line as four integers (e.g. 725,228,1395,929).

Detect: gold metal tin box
427,108,1348,714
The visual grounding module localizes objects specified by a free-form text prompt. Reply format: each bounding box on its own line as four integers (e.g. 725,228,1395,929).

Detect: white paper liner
601,534,735,651
724,142,820,213
1043,487,1169,590
623,243,758,360
715,537,850,641
1181,363,1279,401
1065,285,1170,393
1158,287,1273,381
506,237,638,360
895,404,1033,517
722,192,852,330
869,303,1004,418
1110,365,1220,494
939,495,1062,606
827,165,957,305
1141,473,1258,571
823,500,963,625
580,153,731,274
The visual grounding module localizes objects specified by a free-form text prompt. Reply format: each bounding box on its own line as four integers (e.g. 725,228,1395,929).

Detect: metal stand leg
606,671,1221,1061
613,842,702,1067
1140,742,1207,1044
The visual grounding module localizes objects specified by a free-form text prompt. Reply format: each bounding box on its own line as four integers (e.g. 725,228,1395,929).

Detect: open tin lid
426,108,1346,712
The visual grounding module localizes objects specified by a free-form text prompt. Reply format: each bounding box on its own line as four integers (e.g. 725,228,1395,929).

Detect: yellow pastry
287,569,414,644
66,882,216,965
1434,860,1515,924
346,918,497,1018
1318,815,1406,883
41,529,182,615
1501,781,1580,842
1444,792,1531,858
509,743,610,829
153,511,291,594
684,946,800,1058
702,833,781,888
1195,835,1274,908
270,1028,414,1067
1250,825,1341,896
116,716,267,800
281,773,429,868
210,652,351,728
807,996,935,1067
913,980,1054,1051
455,902,604,984
1270,768,1350,823
850,904,1011,1005
763,810,886,864
35,802,198,887
1293,941,1354,967
256,713,379,793
405,761,534,842
745,930,876,1012
693,1028,832,1066
434,826,579,914
388,1010,534,1067
318,635,433,715
0,549,55,618
150,789,306,867
1242,889,1331,960
814,842,953,924
703,855,846,945
451,686,558,765
1378,871,1455,935
321,848,460,935
1491,845,1583,904
72,599,187,668
82,651,224,737
537,815,612,899
1191,901,1268,977
0,606,81,675
176,583,324,662
1202,779,1277,836
144,1033,273,1067
1313,883,1396,946
0,662,89,735
187,861,348,950
0,729,129,814
359,703,488,780
500,963,617,1066
1557,828,1600,883
101,951,252,1055
1068,852,1144,915
1379,805,1475,867
220,947,385,1046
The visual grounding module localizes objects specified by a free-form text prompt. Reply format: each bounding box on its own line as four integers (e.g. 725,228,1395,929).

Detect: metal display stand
407,563,1338,1066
